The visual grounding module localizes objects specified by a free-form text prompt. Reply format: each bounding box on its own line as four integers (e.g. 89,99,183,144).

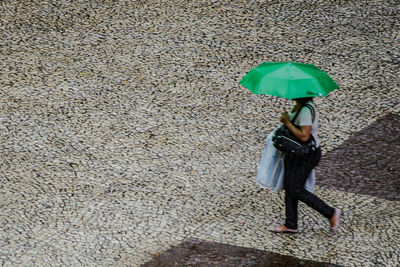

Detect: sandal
268,225,299,234
330,208,341,233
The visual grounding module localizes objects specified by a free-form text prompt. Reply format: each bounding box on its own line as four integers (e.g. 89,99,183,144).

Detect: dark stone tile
142,238,340,267
316,113,400,201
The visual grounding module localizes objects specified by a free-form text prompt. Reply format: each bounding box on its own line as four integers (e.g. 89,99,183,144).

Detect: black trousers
283,153,335,229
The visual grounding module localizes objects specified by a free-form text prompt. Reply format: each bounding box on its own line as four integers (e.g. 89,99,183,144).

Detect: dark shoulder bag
272,104,320,159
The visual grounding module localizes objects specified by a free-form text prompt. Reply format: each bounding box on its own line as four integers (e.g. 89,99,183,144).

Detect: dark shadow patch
142,238,340,267
316,113,400,201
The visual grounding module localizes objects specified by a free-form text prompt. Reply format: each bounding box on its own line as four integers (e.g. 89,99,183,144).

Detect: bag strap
290,103,316,124
304,103,316,123
287,103,317,145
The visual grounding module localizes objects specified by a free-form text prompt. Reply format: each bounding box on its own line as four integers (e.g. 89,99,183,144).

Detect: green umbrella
239,61,339,99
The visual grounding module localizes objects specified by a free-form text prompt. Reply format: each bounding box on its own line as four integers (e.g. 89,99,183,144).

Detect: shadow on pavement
142,114,399,266
316,113,400,201
142,238,340,267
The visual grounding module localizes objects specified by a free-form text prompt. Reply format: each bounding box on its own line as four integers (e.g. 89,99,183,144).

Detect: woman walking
269,97,340,233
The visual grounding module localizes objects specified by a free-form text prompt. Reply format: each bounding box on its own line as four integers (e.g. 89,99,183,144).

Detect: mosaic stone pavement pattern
1,0,399,266
144,114,400,266
316,113,400,201
142,238,340,267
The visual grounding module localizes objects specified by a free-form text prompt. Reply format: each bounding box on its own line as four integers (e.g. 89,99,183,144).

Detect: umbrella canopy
239,61,339,99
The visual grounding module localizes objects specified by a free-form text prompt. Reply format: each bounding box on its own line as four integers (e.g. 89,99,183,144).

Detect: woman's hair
295,97,314,106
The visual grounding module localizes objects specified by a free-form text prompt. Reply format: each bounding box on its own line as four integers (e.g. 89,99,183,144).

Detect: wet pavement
143,238,340,267
316,113,400,201
142,114,400,266
1,0,399,266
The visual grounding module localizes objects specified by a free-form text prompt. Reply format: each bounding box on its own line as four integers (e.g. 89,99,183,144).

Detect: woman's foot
330,208,341,232
268,225,299,234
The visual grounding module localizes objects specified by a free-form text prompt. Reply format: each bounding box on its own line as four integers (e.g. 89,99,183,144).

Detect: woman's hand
280,110,290,125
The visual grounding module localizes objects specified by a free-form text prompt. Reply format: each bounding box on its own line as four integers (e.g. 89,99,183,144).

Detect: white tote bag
256,128,315,192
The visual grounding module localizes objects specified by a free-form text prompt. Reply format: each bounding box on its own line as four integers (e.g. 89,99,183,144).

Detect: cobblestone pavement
1,0,399,266
143,238,340,267
316,113,400,201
